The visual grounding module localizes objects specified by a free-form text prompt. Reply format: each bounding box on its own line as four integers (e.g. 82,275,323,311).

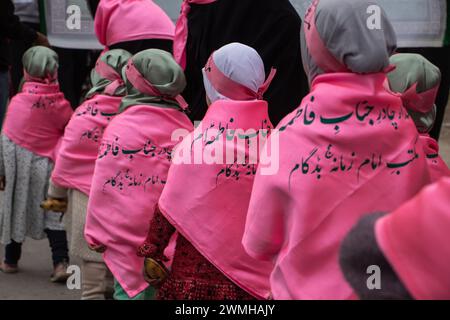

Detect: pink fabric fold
95,59,124,96
418,134,450,182
375,177,450,300
2,82,73,162
173,0,217,69
95,0,175,47
51,94,122,195
85,104,193,298
159,99,274,300
243,72,446,300
401,83,439,114
24,70,57,85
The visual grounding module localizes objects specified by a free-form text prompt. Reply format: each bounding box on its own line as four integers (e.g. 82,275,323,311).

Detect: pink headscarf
375,177,450,300
173,0,217,69
95,0,175,47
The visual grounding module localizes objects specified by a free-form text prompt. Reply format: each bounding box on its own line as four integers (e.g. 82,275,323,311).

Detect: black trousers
398,47,450,141
4,230,69,267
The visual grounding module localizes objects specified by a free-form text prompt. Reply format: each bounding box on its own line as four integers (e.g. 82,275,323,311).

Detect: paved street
0,103,449,300
0,194,81,300
0,237,81,300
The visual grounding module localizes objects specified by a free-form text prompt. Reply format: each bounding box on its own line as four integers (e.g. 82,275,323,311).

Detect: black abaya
184,0,309,124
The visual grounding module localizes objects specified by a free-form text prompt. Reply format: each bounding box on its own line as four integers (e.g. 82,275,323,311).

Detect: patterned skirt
157,235,255,300
0,135,64,245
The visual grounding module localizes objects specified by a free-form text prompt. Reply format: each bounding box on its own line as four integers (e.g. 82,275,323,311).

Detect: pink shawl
85,105,193,298
375,177,450,300
159,99,274,299
173,0,217,69
243,72,445,300
51,94,122,195
95,0,175,47
2,82,72,162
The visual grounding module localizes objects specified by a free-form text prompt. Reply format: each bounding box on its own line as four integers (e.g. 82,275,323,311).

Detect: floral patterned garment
0,135,64,245
138,207,254,300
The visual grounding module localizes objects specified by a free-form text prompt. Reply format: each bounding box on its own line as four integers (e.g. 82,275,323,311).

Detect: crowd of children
0,0,449,300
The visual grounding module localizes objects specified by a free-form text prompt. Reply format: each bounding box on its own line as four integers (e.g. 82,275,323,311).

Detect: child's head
301,0,397,84
202,42,275,105
387,53,441,133
87,49,132,98
120,49,188,111
22,46,59,84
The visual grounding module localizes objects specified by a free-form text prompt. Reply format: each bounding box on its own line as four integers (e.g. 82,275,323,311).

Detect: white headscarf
202,42,266,103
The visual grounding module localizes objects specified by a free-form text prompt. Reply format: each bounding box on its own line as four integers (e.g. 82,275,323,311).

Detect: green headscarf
85,49,132,99
119,49,187,113
388,53,441,133
22,46,59,83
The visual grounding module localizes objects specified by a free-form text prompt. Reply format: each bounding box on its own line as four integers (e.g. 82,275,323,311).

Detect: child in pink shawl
137,43,275,300
0,46,73,280
242,0,448,300
84,49,193,300
338,53,450,300
386,53,450,181
43,49,132,300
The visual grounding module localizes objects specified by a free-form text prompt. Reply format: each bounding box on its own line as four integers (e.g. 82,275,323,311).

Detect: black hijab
184,0,308,124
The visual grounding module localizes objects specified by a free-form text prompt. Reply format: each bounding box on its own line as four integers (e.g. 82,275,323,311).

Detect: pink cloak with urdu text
85,104,193,298
2,82,73,162
243,72,448,300
51,94,122,195
159,99,274,300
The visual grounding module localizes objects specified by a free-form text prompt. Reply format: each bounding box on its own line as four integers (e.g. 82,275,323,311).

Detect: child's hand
0,176,5,191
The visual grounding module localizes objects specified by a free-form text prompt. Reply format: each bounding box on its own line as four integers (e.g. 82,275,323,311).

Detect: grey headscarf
85,49,132,99
22,46,59,83
388,53,441,133
119,49,187,113
300,0,397,84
